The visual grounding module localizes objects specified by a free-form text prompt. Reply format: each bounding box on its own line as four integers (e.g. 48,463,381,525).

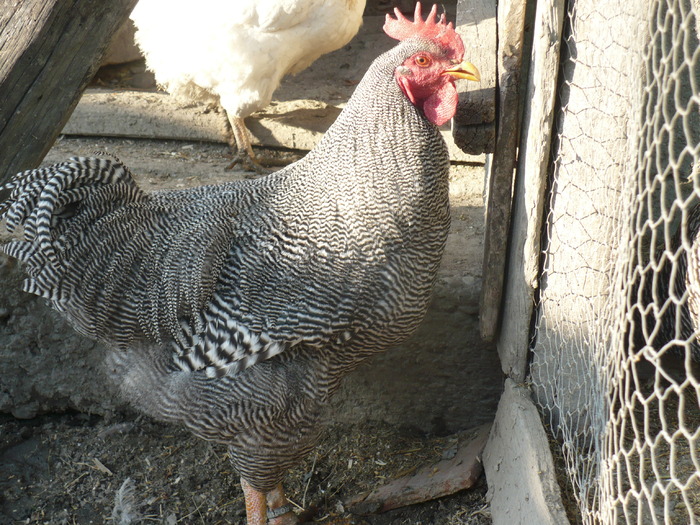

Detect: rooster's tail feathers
0,156,146,268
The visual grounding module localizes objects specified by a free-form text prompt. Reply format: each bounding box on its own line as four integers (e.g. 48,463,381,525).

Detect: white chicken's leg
226,115,268,175
226,114,295,175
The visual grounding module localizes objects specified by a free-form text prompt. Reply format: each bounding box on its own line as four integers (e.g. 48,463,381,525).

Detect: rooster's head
384,2,480,126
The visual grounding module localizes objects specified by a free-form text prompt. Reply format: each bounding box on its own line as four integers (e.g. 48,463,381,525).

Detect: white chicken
130,0,366,172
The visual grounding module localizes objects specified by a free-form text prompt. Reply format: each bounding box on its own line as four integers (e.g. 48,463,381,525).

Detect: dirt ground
0,135,493,525
0,411,490,525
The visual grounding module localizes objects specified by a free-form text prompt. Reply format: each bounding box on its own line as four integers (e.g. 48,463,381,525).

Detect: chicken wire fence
528,0,700,523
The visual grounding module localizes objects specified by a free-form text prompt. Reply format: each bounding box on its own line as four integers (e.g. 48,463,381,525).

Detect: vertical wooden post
0,0,138,184
496,0,566,378
478,0,528,342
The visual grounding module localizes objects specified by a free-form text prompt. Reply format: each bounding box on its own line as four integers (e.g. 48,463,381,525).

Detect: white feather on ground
111,477,142,525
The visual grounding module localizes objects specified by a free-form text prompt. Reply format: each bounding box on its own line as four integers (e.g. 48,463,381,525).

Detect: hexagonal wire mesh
529,0,700,523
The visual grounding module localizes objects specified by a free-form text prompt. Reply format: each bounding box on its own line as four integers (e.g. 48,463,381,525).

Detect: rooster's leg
267,484,298,524
241,477,267,525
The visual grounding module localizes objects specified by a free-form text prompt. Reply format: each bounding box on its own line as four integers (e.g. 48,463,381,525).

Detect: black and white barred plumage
1,39,451,492
631,202,700,362
664,204,700,360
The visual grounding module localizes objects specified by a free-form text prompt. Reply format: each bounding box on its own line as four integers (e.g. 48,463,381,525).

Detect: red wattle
423,81,458,126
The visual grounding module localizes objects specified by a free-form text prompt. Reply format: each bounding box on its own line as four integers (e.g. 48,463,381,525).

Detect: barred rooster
130,0,366,172
631,202,700,363
0,5,479,524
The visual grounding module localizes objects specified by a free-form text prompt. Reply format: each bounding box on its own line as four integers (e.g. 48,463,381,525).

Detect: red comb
383,3,464,56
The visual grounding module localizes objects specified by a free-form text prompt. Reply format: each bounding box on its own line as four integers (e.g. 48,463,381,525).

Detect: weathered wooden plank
61,89,484,162
478,0,528,341
61,90,333,151
346,424,490,515
0,0,138,184
453,0,496,154
483,380,571,525
496,0,566,379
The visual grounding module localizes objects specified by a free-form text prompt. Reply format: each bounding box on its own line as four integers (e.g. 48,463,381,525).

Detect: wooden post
496,0,566,378
452,0,497,155
0,0,138,184
478,0,528,341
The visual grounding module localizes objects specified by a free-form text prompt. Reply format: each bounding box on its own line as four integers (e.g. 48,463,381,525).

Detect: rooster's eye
415,55,432,67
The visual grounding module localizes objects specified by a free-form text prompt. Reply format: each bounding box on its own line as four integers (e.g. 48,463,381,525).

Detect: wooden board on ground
62,89,483,163
347,424,490,515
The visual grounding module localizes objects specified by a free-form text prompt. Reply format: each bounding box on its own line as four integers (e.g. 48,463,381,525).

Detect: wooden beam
0,0,138,184
478,0,528,341
61,88,483,163
483,380,571,525
452,0,497,154
496,0,566,378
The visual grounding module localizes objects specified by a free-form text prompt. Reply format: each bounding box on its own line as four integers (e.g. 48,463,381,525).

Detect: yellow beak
443,61,481,82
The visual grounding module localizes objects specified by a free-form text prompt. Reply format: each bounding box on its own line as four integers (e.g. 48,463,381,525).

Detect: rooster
130,0,367,173
630,202,700,363
0,4,479,524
